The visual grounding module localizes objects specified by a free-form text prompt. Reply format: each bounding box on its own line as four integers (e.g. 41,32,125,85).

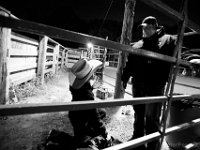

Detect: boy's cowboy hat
69,58,102,89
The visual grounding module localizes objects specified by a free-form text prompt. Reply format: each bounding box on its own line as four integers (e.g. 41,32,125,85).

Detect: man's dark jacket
122,27,176,87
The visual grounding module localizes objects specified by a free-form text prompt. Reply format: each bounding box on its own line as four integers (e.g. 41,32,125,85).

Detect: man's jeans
132,83,165,149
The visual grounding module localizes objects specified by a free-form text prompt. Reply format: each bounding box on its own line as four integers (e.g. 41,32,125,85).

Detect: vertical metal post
159,0,188,149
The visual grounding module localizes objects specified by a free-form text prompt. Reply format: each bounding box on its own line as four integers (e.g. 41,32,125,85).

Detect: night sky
1,0,200,48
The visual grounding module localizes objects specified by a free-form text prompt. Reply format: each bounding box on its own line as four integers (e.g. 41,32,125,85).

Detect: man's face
142,24,156,38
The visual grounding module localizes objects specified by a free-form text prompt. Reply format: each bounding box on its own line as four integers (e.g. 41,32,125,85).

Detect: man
121,16,176,150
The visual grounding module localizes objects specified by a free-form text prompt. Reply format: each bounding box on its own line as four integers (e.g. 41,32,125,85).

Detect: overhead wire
98,0,114,35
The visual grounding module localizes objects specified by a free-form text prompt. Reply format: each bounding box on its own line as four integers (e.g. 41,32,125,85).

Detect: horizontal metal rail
103,117,200,150
0,94,199,116
0,15,191,67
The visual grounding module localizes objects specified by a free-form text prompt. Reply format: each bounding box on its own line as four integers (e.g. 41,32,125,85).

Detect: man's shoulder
161,34,176,40
131,40,143,49
160,34,176,44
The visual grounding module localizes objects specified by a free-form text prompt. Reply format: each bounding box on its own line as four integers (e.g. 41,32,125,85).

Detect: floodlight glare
87,42,93,48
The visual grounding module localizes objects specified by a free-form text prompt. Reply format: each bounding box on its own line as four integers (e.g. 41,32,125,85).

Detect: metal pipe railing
0,15,192,68
103,117,200,150
0,94,199,116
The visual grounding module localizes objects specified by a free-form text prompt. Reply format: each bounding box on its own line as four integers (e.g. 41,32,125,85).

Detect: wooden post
64,49,68,68
0,11,11,104
54,44,59,74
61,47,65,69
65,49,69,68
114,0,136,99
37,36,47,85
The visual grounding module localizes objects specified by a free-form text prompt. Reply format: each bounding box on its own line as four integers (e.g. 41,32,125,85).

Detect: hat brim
139,23,160,29
140,23,148,27
70,59,102,89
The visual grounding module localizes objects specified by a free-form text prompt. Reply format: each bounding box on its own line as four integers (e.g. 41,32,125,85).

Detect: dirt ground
0,69,169,150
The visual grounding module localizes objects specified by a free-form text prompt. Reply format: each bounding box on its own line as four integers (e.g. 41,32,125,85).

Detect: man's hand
122,81,127,89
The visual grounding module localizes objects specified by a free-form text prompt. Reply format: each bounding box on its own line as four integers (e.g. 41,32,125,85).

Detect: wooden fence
66,48,82,68
9,32,38,85
0,23,70,103
0,20,107,104
37,36,67,83
66,45,107,68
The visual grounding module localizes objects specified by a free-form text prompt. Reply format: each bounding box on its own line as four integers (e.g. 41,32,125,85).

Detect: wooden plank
9,69,36,85
68,53,81,57
59,45,65,50
46,55,53,62
8,57,37,72
47,45,55,50
11,74,36,85
68,52,81,55
67,59,79,63
68,49,82,53
11,33,39,46
44,68,53,73
45,61,53,66
66,62,75,68
10,40,38,56
46,52,54,56
9,69,36,80
47,37,58,45
68,55,80,59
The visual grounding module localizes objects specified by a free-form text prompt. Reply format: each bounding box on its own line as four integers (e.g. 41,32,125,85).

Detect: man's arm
121,54,132,89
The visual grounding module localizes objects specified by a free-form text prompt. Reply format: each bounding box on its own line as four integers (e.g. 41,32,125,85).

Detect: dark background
1,0,200,49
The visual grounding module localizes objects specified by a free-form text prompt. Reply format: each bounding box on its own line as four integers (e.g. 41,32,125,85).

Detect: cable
98,0,114,35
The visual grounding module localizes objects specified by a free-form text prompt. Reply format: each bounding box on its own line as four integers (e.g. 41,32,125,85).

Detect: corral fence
0,8,107,104
0,25,70,104
1,0,200,150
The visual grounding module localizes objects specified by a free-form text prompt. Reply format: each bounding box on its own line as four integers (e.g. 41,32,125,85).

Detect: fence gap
114,0,136,99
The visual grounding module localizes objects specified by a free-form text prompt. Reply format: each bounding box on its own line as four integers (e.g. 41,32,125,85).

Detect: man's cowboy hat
69,58,102,89
139,16,160,29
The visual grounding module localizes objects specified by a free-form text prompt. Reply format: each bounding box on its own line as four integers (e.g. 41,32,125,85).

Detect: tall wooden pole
114,0,136,99
0,11,11,104
37,36,47,85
